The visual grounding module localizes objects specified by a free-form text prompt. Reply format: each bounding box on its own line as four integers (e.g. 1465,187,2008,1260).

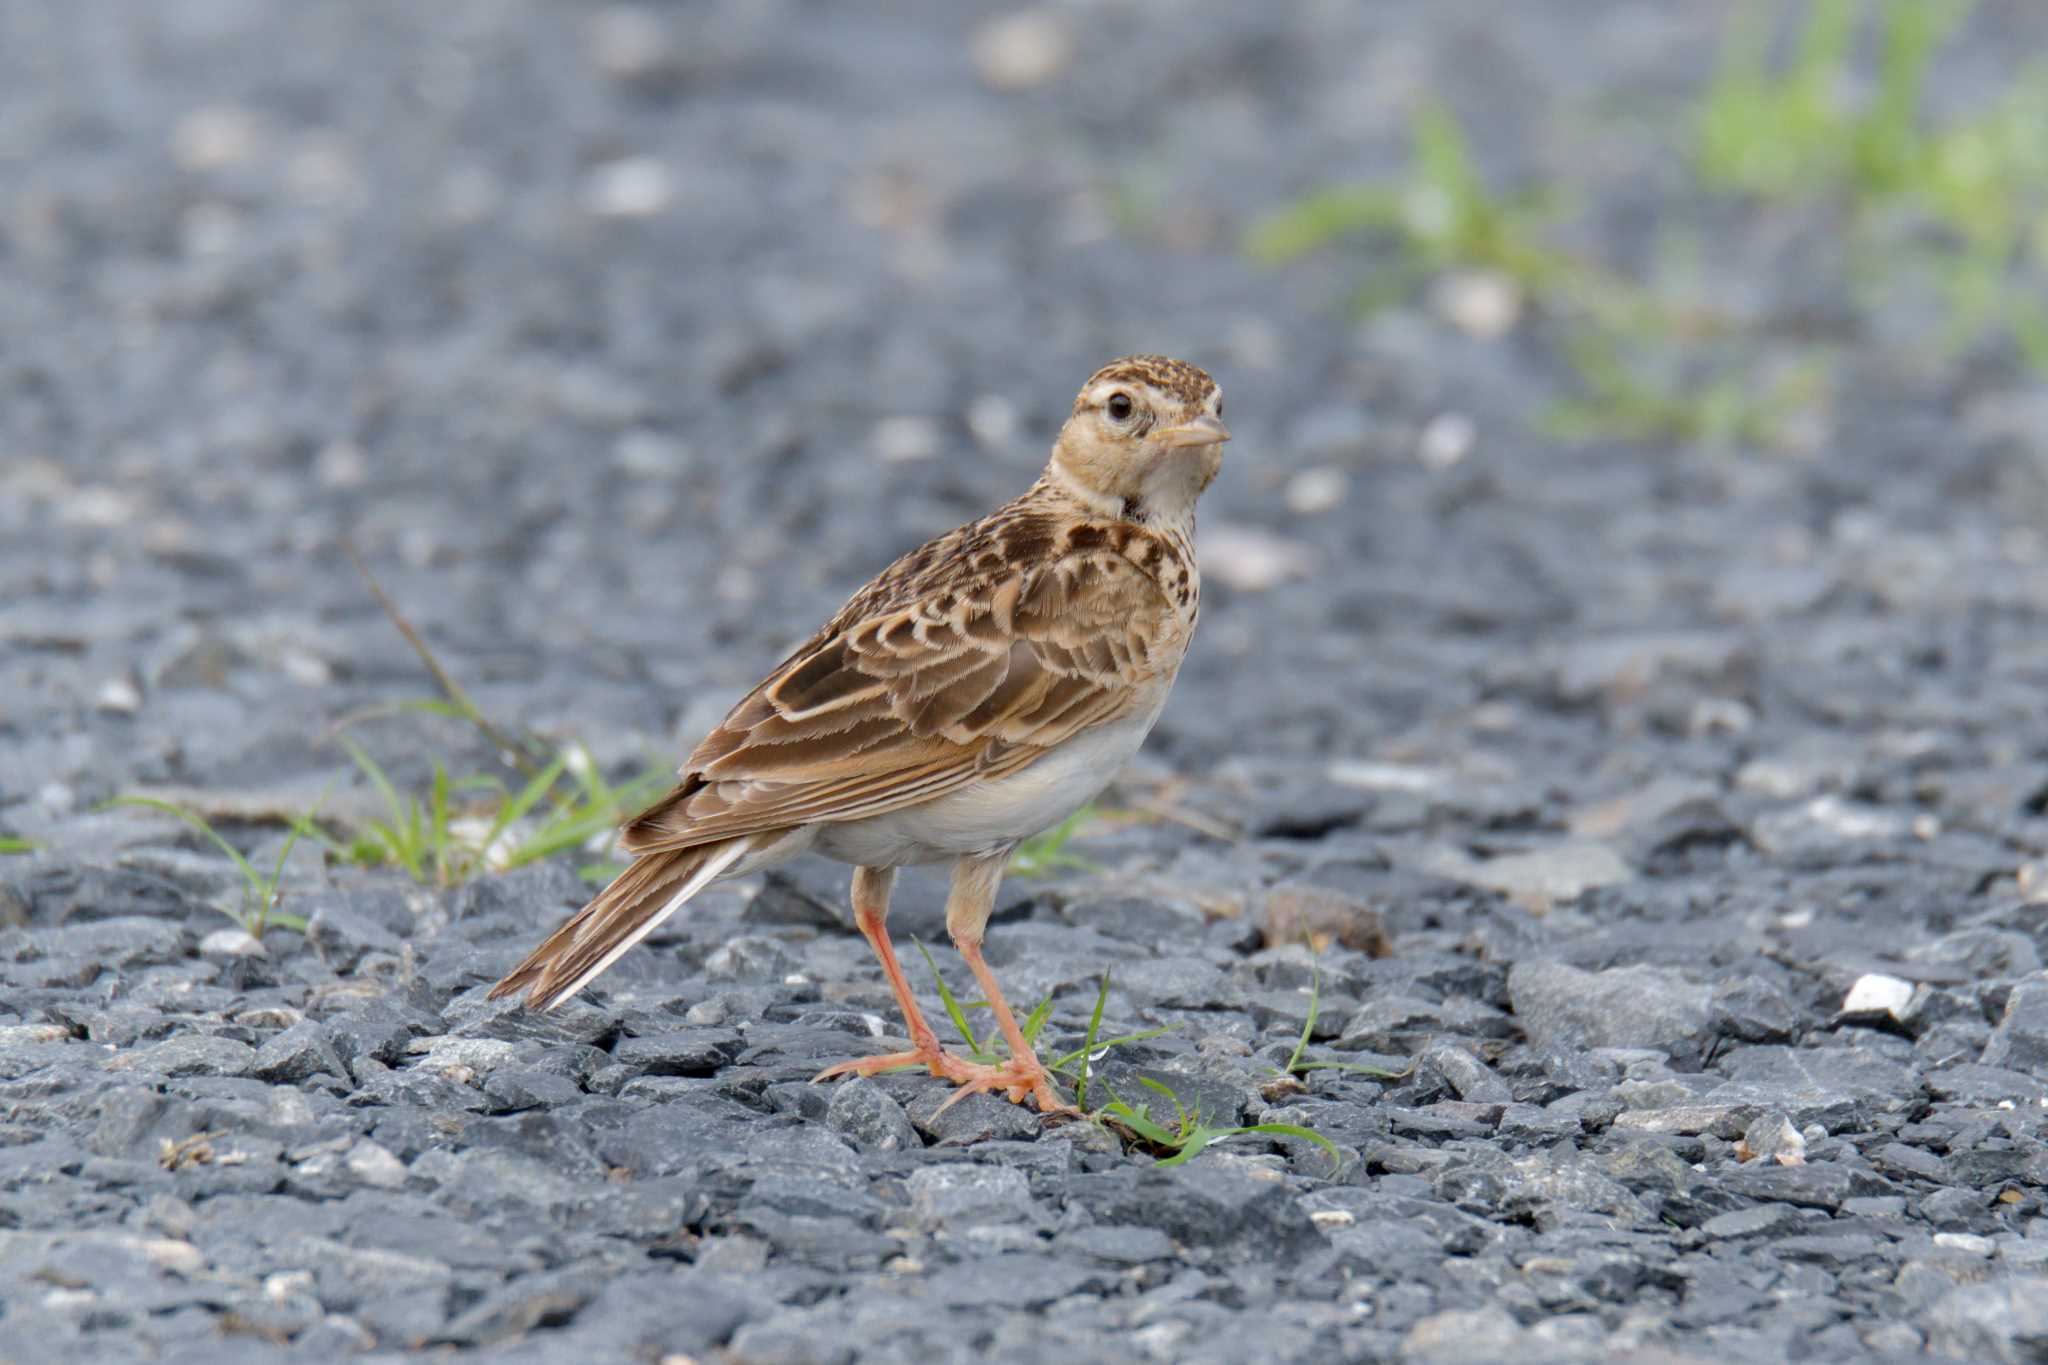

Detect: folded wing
620,542,1179,854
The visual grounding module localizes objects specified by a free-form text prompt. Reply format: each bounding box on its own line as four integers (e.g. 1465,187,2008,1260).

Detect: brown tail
487,836,753,1010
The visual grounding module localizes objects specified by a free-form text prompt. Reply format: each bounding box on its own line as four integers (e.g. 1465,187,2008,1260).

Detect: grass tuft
1274,963,1411,1082
0,836,36,855
908,956,1339,1168
1009,806,1101,878
1096,1076,1344,1170
1248,2,2048,448
323,733,665,889
107,796,317,938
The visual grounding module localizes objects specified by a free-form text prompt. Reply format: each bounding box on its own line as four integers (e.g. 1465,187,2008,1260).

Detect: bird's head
1047,355,1228,524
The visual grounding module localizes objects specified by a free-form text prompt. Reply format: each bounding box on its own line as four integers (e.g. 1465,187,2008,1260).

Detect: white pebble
872,415,944,463
345,1141,408,1189
590,6,675,81
94,676,143,715
199,928,266,958
1417,412,1476,470
1933,1232,1995,1257
966,394,1018,449
1285,466,1349,515
1434,270,1522,339
585,156,672,218
171,106,261,171
1841,973,1914,1020
1200,524,1313,592
970,10,1074,92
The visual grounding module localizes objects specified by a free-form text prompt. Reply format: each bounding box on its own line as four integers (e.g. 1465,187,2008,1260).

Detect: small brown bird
490,356,1228,1112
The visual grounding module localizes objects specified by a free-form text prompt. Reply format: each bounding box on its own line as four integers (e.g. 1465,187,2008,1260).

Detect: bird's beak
1153,414,1231,449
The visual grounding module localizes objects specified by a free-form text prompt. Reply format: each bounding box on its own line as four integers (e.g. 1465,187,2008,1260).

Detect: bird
489,355,1229,1113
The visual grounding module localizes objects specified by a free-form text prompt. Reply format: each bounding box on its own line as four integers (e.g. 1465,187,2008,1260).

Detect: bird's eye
1105,393,1134,422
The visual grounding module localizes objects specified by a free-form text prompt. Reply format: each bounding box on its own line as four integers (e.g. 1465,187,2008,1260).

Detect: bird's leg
812,856,1072,1114
812,866,956,1083
934,850,1073,1115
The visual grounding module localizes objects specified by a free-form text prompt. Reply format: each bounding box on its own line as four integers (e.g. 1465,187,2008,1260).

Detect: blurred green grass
1248,0,2048,447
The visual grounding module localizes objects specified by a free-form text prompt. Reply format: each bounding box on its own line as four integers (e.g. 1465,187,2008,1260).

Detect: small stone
613,430,692,478
171,105,261,170
584,156,671,218
1932,1232,1996,1257
965,394,1018,449
1416,412,1477,470
105,1035,255,1078
871,415,944,463
611,1029,743,1077
823,1079,922,1154
1737,1111,1805,1167
251,1020,347,1084
704,936,797,982
1610,1105,1751,1139
1872,1142,1949,1183
94,676,143,714
1284,467,1349,515
1419,1041,1512,1105
325,1000,418,1069
907,1164,1042,1229
199,927,265,958
589,6,679,83
1261,884,1388,955
346,1141,407,1189
1840,973,1914,1023
1981,976,2048,1073
1468,842,1631,908
1433,270,1522,339
410,1036,519,1079
1711,976,1800,1045
1926,1279,2048,1364
1508,961,1712,1061
969,9,1073,92
908,1089,1045,1145
306,905,402,973
1403,1305,1525,1357
1701,1204,1800,1239
1200,524,1313,592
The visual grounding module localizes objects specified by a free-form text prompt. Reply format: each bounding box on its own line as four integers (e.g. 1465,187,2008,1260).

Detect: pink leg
812,858,1073,1114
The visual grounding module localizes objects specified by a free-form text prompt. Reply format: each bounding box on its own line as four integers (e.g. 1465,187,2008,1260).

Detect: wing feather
618,524,1188,856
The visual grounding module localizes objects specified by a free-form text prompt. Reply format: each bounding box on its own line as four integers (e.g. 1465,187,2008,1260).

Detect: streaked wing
620,525,1183,854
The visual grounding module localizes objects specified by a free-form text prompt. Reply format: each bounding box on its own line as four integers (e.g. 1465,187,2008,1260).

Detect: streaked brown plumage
490,355,1228,1112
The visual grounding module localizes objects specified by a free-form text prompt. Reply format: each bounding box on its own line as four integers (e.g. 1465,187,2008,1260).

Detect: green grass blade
1293,1059,1411,1079
1010,806,1100,878
1100,1098,1177,1148
1019,993,1055,1048
1282,963,1322,1075
1244,186,1404,265
340,737,404,823
0,836,38,854
429,762,454,882
485,756,566,848
1050,1026,1168,1075
1155,1122,1344,1171
914,940,989,1057
107,797,262,896
1152,1126,1218,1167
1056,970,1111,1109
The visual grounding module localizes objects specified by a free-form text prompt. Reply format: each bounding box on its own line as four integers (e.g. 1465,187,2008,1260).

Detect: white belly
813,700,1165,868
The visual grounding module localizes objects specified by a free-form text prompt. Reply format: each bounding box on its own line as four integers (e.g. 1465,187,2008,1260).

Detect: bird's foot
812,1045,1074,1115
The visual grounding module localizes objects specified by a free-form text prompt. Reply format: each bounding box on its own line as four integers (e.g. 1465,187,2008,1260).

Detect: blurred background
4,0,2048,855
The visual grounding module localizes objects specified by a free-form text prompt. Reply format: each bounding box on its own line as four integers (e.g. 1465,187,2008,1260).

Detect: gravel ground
6,3,2048,1362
